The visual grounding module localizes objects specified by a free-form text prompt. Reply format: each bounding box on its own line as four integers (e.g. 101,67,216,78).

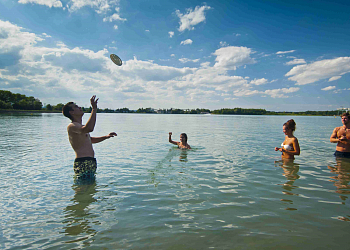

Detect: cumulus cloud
103,13,127,22
213,46,256,70
276,50,295,55
234,87,299,98
285,57,350,85
263,87,299,98
219,41,229,47
180,39,193,45
176,5,211,32
285,59,306,65
250,78,268,85
18,0,63,8
321,86,336,91
328,76,341,82
179,58,200,63
68,0,120,14
168,31,174,38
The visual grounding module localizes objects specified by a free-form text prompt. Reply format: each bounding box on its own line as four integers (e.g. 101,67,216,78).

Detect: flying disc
110,54,122,66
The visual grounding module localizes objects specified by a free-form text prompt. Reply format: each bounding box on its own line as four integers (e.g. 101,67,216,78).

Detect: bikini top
281,143,293,151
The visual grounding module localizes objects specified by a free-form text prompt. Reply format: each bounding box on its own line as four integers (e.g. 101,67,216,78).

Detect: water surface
1,113,349,249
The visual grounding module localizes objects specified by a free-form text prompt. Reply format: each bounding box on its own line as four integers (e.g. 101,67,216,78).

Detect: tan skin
169,132,191,149
330,115,350,152
67,95,117,158
274,125,300,160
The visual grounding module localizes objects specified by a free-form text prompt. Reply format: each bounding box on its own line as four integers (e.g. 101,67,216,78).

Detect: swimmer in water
62,95,117,179
169,132,191,149
274,119,300,160
330,112,350,158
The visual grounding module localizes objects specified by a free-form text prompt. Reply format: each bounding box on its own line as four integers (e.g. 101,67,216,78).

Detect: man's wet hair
62,102,75,121
341,112,350,119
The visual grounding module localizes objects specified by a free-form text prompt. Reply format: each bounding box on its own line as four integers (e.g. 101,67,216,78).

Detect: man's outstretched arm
91,132,117,144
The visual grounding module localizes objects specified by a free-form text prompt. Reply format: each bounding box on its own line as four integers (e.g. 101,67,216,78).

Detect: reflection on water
63,179,98,244
275,159,300,210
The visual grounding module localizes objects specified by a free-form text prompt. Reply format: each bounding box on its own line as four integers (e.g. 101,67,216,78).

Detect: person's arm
70,96,98,134
283,138,300,155
169,132,179,145
330,127,340,143
91,132,117,144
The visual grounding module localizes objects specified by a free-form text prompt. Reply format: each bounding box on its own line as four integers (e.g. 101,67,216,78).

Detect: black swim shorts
334,151,350,158
74,157,97,179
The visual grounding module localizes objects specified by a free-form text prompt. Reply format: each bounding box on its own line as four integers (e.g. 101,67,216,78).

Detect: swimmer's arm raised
91,132,117,144
69,96,98,134
169,132,179,146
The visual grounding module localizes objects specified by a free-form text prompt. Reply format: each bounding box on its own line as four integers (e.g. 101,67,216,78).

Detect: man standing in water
330,112,350,158
62,95,117,179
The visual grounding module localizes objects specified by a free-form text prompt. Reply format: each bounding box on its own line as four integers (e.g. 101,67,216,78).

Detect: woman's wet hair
180,133,188,142
283,119,296,132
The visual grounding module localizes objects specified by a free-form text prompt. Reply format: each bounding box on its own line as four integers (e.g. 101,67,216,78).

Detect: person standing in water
169,132,191,149
275,119,300,160
330,112,350,158
62,95,117,179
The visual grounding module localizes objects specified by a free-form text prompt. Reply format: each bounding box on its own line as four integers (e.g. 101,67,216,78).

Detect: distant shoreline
0,109,342,116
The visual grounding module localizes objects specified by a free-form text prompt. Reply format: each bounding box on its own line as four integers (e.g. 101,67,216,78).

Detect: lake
1,113,349,249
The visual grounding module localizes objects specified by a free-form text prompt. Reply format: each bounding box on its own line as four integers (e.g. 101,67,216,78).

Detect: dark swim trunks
74,157,97,179
334,151,350,158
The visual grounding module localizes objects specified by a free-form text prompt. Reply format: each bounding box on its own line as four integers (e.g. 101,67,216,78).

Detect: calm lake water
1,113,349,249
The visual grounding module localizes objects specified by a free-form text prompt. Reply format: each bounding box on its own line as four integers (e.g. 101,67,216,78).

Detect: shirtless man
62,95,117,179
330,112,350,158
169,132,191,149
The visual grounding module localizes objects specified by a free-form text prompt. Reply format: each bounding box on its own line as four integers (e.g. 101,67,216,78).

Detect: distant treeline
0,90,342,116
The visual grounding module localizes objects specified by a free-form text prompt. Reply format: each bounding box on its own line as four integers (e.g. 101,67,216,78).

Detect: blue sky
0,0,349,111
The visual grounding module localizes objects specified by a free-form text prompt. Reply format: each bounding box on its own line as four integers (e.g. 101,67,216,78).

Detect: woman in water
169,132,191,149
275,119,300,160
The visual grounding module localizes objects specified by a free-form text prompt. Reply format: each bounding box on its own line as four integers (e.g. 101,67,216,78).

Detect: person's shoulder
333,126,342,131
67,122,82,131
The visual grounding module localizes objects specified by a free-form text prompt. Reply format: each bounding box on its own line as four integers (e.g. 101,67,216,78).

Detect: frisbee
110,54,122,66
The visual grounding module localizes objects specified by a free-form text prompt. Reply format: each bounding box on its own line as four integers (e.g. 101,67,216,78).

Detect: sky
0,0,349,111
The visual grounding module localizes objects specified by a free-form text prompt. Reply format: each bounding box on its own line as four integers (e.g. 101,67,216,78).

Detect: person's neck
344,123,350,129
72,116,82,124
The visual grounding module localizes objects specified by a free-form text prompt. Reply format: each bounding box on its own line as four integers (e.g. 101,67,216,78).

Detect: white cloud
234,87,299,98
322,86,336,91
263,87,299,98
170,54,175,57
18,0,63,8
328,76,341,82
250,78,268,85
179,58,200,63
219,41,229,47
68,0,119,14
285,57,350,85
276,50,295,55
213,46,256,70
168,31,174,38
285,59,306,65
176,5,211,32
103,13,127,22
113,25,118,30
145,30,150,32
180,39,193,45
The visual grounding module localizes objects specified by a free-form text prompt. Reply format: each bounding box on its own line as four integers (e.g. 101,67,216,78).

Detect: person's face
70,104,84,116
341,116,349,125
283,125,291,135
180,134,186,142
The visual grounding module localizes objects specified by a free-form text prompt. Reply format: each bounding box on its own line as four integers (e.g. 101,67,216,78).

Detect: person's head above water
180,133,188,144
283,119,296,135
62,102,83,122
